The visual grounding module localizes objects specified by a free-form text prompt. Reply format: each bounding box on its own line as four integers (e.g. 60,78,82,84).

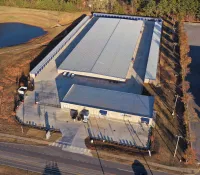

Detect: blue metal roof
58,17,143,80
62,84,154,118
145,21,162,80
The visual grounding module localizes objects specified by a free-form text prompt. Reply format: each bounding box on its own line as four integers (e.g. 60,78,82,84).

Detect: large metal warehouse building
58,18,143,82
30,13,162,125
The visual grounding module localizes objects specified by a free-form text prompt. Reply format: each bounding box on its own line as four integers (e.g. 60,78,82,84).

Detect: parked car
67,72,72,77
63,71,68,76
19,94,24,102
70,109,78,120
77,116,82,121
80,109,89,123
70,73,75,78
18,86,27,95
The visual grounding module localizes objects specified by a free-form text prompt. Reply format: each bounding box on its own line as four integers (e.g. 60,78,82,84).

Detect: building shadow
133,21,154,83
29,14,87,71
42,161,62,175
132,160,148,175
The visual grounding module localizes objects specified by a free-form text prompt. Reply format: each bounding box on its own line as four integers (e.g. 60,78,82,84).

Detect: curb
93,150,199,174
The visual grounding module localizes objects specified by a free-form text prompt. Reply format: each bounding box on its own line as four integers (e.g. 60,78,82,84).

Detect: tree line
1,0,200,21
178,22,199,164
89,0,200,21
131,0,199,20
0,0,81,12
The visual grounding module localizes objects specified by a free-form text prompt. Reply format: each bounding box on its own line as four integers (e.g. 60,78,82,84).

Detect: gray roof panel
58,17,143,80
145,21,162,80
63,84,154,118
92,19,143,78
59,17,120,72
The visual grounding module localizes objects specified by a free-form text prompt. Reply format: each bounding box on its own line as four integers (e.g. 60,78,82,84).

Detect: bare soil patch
0,165,40,175
0,6,88,141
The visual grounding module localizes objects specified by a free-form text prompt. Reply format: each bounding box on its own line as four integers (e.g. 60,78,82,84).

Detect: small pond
0,22,47,48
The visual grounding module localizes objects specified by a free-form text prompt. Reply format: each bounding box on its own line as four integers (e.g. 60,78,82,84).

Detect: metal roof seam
90,19,121,72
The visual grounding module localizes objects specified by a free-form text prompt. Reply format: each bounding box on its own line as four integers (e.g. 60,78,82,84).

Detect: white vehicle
18,86,27,95
83,119,88,123
81,109,89,123
63,71,67,76
70,73,75,78
67,72,72,77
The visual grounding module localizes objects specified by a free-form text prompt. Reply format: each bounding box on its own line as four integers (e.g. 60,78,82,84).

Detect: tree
90,0,109,12
112,0,125,14
130,0,142,14
169,0,178,19
143,0,156,17
157,0,170,17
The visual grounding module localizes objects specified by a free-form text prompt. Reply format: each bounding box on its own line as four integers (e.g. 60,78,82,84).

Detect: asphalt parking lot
184,23,200,161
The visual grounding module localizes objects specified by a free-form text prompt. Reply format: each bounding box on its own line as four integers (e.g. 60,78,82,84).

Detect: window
99,110,107,116
141,118,149,124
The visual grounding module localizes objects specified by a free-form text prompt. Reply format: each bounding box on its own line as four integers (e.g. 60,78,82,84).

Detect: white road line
117,168,133,173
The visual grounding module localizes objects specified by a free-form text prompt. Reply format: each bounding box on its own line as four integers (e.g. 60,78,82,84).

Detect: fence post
148,150,151,157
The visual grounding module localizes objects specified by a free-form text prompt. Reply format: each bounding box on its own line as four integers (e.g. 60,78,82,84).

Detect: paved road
0,142,171,175
184,23,200,161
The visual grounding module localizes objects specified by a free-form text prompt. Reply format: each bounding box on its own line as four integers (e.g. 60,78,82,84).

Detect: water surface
0,22,46,48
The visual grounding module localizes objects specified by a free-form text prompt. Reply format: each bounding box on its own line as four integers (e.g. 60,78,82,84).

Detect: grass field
0,6,88,140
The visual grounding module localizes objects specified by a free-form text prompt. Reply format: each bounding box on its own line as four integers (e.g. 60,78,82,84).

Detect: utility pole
173,43,178,53
21,126,24,134
174,135,183,157
0,82,4,116
23,100,25,123
172,95,179,116
22,101,25,135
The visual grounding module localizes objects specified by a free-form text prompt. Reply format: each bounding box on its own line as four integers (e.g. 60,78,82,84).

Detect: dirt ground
0,6,89,138
0,165,39,175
